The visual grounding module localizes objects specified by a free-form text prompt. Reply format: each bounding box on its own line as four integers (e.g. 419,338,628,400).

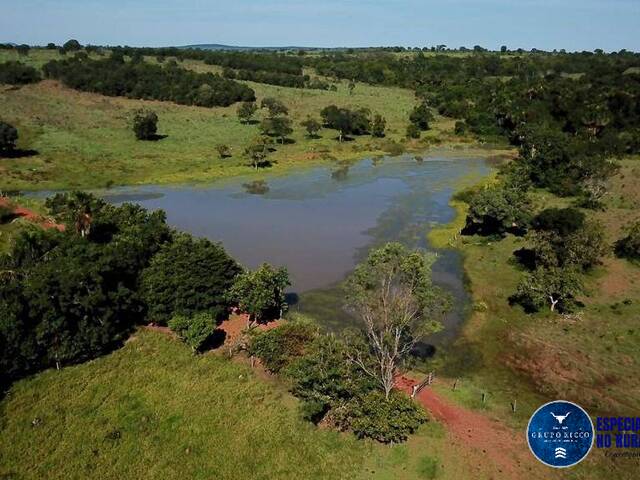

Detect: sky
2,0,639,52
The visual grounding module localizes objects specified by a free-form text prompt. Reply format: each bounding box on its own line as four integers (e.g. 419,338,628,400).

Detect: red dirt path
395,375,541,479
0,197,64,231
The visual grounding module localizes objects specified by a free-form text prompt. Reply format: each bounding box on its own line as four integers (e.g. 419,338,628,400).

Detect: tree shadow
0,148,39,159
145,134,168,142
203,329,227,350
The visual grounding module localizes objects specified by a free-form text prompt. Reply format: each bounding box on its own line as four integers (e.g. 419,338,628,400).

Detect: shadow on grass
0,149,39,159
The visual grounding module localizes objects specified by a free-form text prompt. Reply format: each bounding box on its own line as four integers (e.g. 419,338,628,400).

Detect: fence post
452,378,459,391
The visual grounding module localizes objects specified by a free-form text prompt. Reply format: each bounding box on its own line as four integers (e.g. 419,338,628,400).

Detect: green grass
0,330,369,480
0,50,481,191
0,329,491,480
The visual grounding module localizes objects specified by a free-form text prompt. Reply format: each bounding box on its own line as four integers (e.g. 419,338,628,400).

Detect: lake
103,154,490,341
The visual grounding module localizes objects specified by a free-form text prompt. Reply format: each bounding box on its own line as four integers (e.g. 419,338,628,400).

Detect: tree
227,263,290,326
260,97,289,117
615,220,640,261
260,116,293,144
0,197,172,386
62,39,82,52
301,117,321,138
237,101,258,124
0,121,18,154
464,184,531,236
320,105,370,142
409,103,434,130
348,81,356,95
527,217,607,270
141,233,241,324
168,312,217,353
244,136,272,169
132,110,158,140
513,267,583,312
371,114,386,138
344,243,448,399
216,144,231,158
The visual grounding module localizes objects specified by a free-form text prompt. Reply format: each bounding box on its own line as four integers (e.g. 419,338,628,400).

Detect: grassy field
0,328,497,480
424,158,640,479
0,49,474,191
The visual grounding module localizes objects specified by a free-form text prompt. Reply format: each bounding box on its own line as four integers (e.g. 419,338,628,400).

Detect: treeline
42,53,255,107
310,50,640,196
106,46,304,75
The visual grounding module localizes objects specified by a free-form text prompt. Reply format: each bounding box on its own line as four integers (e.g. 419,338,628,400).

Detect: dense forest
42,53,255,107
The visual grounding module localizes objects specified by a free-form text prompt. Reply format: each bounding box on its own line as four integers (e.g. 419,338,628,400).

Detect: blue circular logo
527,400,594,468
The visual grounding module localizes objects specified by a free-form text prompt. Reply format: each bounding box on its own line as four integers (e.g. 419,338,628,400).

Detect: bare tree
344,243,449,399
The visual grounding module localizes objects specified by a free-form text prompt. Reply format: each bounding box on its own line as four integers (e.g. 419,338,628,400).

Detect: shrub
0,61,40,85
169,312,217,353
615,220,640,260
249,321,318,373
133,110,158,140
286,335,377,422
409,103,434,130
347,390,428,443
406,124,421,139
0,205,14,223
0,121,18,153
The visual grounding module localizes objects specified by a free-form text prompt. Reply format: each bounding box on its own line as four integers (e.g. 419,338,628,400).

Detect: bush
286,335,377,422
406,124,421,139
249,321,318,373
0,205,14,223
0,121,18,154
169,312,216,352
0,61,41,85
409,103,434,130
141,233,241,324
133,110,158,140
615,220,640,260
347,390,427,443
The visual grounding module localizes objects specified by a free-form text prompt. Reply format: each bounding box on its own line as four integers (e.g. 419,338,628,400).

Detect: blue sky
2,0,639,51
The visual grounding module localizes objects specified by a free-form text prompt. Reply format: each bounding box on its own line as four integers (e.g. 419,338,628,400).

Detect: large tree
141,233,241,324
513,267,583,313
344,243,449,399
